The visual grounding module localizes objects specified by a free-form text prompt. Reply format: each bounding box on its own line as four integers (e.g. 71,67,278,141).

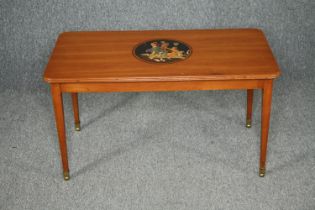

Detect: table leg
259,80,273,177
71,93,80,131
246,89,254,128
51,84,70,181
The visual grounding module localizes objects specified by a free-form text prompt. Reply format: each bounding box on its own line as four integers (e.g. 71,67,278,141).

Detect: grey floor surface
0,76,314,210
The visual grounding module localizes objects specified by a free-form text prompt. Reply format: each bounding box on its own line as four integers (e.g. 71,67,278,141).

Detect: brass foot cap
75,122,81,131
63,171,70,181
259,168,265,177
246,119,252,128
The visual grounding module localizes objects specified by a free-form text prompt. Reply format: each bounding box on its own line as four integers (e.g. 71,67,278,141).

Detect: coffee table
44,29,281,180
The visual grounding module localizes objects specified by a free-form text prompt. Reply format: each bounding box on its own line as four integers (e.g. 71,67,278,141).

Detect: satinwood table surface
44,29,280,83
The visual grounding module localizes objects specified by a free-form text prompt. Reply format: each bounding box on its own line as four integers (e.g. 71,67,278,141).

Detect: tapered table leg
71,93,80,131
51,84,70,181
259,80,273,177
246,89,254,128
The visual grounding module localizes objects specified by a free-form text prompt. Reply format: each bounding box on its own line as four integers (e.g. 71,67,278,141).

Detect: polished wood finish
60,80,264,93
71,93,80,131
44,29,281,180
246,89,254,127
51,84,69,180
44,29,280,83
260,80,273,177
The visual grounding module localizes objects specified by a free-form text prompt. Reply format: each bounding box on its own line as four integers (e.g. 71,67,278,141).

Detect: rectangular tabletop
43,29,280,83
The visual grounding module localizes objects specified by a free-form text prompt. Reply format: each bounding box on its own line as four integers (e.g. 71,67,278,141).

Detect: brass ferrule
63,171,70,181
259,168,265,177
75,122,81,131
246,119,252,128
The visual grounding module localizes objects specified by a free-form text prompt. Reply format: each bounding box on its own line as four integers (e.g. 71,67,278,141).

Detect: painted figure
137,39,190,63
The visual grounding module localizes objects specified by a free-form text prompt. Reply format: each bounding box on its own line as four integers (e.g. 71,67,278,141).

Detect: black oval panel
133,39,192,64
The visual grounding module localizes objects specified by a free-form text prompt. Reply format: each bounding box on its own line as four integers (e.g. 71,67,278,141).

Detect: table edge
44,72,280,84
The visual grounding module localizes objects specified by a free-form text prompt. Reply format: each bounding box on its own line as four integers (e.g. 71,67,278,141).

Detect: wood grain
51,84,69,176
71,93,80,124
260,80,273,174
59,80,265,93
43,29,281,83
246,89,254,123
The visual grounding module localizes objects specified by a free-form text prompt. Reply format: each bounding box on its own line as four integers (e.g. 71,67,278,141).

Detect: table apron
59,79,267,93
